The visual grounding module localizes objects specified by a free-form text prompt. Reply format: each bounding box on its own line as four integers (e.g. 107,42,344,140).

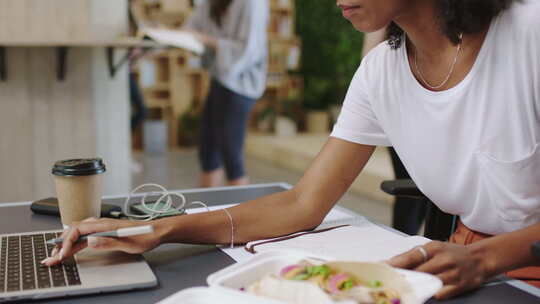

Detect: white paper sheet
245,225,431,262
185,205,360,262
144,28,204,54
184,203,428,263
320,207,356,224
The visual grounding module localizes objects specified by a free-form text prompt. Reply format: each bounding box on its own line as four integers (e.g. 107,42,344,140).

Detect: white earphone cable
122,183,208,221
122,183,235,248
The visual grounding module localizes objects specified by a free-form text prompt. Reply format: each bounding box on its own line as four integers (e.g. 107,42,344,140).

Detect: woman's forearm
154,188,322,245
470,222,540,277
154,141,375,246
153,140,374,246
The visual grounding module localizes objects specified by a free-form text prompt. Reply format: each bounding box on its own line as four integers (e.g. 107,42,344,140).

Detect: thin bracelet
222,208,234,248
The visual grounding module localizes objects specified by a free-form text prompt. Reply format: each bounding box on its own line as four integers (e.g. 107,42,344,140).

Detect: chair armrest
532,241,540,261
380,179,425,197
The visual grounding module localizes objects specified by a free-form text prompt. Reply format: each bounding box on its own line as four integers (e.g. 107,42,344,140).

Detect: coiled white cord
122,183,235,248
123,183,209,221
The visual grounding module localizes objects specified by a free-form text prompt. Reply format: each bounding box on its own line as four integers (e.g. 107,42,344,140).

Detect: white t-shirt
184,0,269,99
331,0,540,235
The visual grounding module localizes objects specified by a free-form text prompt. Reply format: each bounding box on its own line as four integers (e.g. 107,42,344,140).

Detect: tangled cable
123,183,209,221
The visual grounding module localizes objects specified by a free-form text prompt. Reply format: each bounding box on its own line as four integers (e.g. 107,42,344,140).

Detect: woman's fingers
87,236,131,252
387,241,446,269
435,283,473,300
50,225,73,257
57,226,83,260
82,217,98,222
434,266,484,299
414,253,454,274
387,246,429,269
41,218,154,267
50,246,60,258
436,268,461,285
387,241,488,300
435,285,459,300
42,242,87,266
41,228,82,266
43,218,122,266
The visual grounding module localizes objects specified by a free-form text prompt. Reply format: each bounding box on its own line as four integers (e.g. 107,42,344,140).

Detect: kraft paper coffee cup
52,158,106,227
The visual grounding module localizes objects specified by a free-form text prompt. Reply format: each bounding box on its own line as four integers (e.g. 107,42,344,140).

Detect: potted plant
275,98,302,136
256,104,276,133
296,0,364,132
178,105,200,147
303,80,332,133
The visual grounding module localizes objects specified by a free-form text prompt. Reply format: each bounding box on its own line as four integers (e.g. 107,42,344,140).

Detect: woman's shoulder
362,40,395,64
358,39,401,80
508,0,540,18
345,39,402,100
499,0,540,36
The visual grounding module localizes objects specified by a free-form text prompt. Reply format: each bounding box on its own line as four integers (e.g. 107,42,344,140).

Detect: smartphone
130,200,185,218
30,197,123,218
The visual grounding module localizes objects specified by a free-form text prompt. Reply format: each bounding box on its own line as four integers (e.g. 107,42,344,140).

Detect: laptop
0,230,157,302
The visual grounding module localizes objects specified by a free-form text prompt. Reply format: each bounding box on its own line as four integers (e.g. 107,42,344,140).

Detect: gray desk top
1,183,539,304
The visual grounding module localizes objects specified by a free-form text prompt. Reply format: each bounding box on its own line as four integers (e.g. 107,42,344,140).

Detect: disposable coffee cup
52,158,106,227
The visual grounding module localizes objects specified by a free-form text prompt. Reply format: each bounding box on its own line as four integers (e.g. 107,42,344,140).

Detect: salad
246,261,415,304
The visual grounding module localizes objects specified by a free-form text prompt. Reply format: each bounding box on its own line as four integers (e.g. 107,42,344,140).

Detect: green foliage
178,107,200,146
296,0,364,110
280,98,303,121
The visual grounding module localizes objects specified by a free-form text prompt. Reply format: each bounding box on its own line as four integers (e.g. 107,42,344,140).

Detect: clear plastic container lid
207,250,442,304
159,250,442,304
157,287,280,304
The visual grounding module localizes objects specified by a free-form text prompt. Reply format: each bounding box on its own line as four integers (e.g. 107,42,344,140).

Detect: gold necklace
414,33,464,90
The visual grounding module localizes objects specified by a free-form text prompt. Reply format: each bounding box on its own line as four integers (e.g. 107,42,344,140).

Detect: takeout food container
159,250,442,304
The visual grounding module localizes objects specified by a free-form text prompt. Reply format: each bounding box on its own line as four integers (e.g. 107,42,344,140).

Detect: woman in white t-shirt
46,0,540,299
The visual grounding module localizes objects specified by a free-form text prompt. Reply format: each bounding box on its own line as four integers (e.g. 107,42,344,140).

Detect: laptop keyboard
0,232,81,293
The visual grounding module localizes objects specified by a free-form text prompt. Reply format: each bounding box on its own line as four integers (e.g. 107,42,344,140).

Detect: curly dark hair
386,0,518,49
210,0,233,27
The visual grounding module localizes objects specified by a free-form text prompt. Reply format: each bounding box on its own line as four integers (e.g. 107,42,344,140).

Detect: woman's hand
41,218,162,266
387,241,490,300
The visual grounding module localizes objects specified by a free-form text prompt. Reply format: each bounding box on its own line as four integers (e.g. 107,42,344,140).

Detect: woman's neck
393,1,489,91
394,1,456,61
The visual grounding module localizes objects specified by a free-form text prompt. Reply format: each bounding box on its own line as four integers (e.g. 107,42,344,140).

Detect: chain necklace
414,33,463,90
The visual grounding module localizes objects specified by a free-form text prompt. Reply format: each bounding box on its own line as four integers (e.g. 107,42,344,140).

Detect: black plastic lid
52,158,106,176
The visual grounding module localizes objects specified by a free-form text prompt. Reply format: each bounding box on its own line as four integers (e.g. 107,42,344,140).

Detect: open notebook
186,205,430,263
142,28,204,54
131,0,203,54
243,224,431,262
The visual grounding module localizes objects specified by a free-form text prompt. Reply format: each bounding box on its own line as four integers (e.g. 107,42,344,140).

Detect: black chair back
381,179,456,241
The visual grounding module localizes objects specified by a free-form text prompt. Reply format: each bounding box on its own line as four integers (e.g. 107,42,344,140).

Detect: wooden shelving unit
256,0,303,132
134,0,302,148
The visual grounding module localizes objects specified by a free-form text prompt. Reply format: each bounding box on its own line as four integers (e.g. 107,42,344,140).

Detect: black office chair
381,179,457,241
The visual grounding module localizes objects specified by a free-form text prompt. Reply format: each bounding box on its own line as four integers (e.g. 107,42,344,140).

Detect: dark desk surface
1,183,539,304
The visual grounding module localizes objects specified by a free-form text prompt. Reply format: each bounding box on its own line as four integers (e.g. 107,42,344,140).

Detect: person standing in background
362,29,426,235
183,0,269,187
129,49,148,133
